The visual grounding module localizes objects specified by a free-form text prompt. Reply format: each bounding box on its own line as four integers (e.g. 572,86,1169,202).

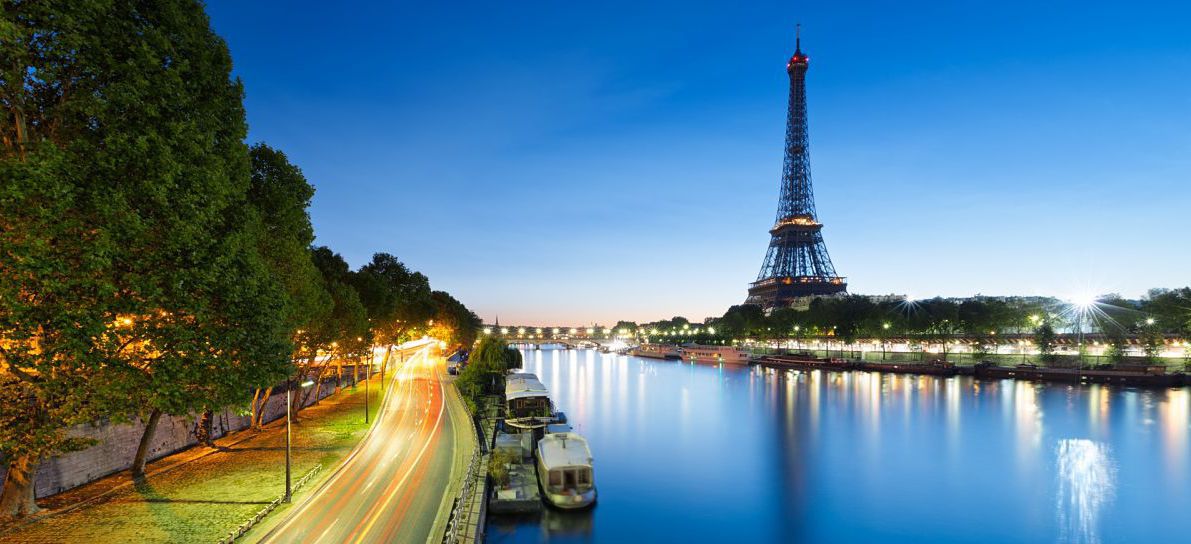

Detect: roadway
260,344,469,544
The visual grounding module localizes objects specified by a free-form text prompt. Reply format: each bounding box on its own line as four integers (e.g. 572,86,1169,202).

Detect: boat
973,364,1186,387
860,360,958,376
629,343,681,360
679,344,750,365
505,373,554,422
535,432,597,509
755,354,856,371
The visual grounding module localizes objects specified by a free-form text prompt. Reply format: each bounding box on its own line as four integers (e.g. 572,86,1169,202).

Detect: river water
486,348,1189,544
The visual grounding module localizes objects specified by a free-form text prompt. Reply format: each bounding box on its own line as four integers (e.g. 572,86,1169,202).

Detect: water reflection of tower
760,366,811,539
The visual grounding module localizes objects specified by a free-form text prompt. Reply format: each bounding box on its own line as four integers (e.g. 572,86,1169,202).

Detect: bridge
481,325,626,350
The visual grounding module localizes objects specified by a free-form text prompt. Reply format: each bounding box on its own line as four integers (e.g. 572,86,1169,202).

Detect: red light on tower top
787,23,809,70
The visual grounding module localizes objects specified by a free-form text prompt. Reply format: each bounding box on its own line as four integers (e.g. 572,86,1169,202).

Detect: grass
0,376,389,544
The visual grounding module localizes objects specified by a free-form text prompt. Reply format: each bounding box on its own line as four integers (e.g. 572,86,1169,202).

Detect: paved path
259,345,469,544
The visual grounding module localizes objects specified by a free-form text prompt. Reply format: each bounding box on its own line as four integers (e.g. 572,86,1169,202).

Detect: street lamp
286,379,315,502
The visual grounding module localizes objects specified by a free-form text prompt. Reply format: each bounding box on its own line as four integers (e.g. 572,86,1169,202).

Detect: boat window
549,470,562,488
565,469,578,488
578,469,591,487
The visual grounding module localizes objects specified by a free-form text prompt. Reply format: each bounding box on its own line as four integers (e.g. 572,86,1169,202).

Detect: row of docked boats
504,372,597,509
628,343,750,365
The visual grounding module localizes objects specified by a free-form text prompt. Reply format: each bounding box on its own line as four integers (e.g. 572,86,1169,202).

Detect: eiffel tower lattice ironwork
746,26,846,309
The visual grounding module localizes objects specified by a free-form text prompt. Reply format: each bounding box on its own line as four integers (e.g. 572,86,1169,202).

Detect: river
486,348,1189,543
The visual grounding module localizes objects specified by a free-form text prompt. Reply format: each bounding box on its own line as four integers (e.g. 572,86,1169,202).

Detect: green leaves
0,0,288,471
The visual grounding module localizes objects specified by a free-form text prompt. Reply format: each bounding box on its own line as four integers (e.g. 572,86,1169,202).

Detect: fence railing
443,396,502,544
443,445,484,544
218,463,322,544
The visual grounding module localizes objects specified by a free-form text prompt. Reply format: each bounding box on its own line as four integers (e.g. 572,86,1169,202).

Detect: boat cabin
536,432,596,509
505,373,553,419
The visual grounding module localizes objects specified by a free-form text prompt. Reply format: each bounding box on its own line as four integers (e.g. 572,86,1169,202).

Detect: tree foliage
0,2,480,517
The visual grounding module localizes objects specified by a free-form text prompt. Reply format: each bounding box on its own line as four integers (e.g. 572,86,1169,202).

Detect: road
260,344,465,544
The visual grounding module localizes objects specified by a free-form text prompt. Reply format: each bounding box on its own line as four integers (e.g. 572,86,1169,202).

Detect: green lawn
0,377,388,544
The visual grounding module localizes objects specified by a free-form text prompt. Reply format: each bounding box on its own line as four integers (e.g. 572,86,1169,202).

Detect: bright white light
1070,293,1097,309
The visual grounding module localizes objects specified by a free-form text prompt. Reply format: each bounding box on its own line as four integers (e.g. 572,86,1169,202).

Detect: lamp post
365,355,371,424
881,323,890,360
285,379,315,502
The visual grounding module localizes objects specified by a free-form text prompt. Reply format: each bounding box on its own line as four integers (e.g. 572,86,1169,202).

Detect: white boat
680,344,750,365
505,373,553,421
629,343,681,360
535,432,597,509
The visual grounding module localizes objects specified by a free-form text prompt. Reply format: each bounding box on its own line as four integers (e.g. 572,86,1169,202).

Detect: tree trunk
381,345,392,383
253,386,275,429
299,352,332,413
0,455,40,521
132,409,163,477
196,409,215,448
250,388,262,430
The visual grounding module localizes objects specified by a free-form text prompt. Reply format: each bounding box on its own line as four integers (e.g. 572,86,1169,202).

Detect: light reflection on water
1056,439,1114,544
488,349,1190,544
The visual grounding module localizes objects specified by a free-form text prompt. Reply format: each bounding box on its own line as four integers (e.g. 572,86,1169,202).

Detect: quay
752,354,1188,387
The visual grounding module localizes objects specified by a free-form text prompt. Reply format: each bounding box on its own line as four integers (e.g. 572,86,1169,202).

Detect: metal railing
443,396,502,544
218,463,322,544
443,446,485,544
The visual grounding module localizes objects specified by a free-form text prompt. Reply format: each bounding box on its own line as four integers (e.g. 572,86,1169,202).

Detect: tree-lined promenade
0,2,479,521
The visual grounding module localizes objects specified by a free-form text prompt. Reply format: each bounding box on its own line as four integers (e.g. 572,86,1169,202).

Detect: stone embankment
0,365,369,500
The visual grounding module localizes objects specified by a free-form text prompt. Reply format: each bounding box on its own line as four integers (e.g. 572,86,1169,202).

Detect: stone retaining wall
0,366,369,499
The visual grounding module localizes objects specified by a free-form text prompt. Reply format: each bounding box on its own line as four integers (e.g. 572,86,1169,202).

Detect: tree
1034,321,1058,364
353,253,434,374
456,336,519,412
297,247,368,413
243,144,332,428
1,150,117,518
428,291,482,348
713,305,766,339
1,0,291,514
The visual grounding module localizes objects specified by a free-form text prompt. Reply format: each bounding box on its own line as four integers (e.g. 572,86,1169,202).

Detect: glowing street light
285,379,316,502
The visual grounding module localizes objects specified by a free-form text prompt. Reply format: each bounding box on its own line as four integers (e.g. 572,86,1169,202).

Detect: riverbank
752,353,1189,387
0,375,387,544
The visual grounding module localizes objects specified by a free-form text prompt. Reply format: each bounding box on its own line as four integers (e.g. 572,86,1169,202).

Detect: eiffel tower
746,26,846,310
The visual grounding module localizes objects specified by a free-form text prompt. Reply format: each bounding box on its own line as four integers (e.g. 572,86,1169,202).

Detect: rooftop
537,432,593,470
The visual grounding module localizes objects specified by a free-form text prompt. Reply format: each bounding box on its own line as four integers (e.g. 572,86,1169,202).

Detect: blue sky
206,1,1191,325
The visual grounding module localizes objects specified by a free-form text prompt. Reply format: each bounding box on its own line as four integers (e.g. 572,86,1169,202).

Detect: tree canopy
0,1,481,519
